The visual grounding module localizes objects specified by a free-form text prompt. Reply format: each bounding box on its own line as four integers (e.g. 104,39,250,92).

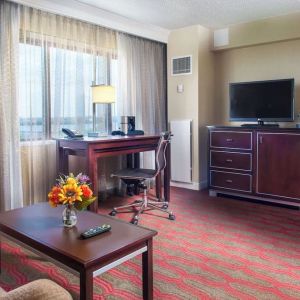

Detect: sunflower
59,183,83,205
66,177,77,185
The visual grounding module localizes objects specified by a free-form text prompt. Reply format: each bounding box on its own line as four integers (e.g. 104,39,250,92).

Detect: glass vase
62,204,77,228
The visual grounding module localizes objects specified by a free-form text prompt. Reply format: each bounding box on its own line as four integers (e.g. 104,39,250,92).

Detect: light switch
177,84,184,93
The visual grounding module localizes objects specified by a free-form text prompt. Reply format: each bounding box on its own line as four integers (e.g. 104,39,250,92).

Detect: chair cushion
112,168,156,180
0,279,72,300
0,287,6,296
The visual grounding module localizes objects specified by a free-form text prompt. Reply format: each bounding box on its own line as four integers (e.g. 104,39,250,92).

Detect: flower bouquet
48,173,96,227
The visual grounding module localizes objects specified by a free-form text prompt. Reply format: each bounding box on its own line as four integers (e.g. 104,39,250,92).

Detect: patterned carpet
1,187,300,299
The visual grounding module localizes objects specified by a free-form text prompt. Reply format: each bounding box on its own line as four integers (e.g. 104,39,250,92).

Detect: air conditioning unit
171,55,192,76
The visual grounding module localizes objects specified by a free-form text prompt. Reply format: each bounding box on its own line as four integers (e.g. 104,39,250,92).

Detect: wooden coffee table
0,203,157,300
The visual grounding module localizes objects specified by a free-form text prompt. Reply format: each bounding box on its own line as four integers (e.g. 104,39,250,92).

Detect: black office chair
109,131,175,225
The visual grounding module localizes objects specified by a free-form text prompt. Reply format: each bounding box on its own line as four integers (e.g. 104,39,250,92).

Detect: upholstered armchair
0,279,72,300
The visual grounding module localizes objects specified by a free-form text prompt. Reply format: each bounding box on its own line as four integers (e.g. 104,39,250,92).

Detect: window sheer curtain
0,1,23,211
0,1,167,209
116,33,167,168
18,6,117,205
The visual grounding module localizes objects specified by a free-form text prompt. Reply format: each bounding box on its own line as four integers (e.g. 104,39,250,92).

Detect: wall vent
171,55,192,76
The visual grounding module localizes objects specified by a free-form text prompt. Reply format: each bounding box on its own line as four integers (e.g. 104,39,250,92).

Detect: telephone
62,128,83,138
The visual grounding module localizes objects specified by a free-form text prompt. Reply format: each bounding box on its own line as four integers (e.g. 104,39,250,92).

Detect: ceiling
76,0,300,30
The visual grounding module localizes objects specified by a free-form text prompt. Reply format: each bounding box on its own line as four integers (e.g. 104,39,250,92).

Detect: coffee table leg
80,269,93,300
142,239,153,300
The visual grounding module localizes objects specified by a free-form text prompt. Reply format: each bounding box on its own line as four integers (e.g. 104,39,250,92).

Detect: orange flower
81,185,93,198
48,173,96,211
48,186,62,207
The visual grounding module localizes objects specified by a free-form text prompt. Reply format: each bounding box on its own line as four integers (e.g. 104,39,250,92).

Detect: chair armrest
0,279,72,300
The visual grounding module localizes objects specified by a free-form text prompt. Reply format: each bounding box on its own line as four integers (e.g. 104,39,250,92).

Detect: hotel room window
19,43,45,141
50,47,94,136
19,44,116,141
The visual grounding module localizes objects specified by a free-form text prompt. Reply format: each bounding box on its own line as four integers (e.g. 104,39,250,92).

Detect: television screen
230,79,294,122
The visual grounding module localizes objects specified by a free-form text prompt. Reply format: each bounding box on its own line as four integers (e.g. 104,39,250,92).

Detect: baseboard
170,181,200,191
199,180,208,190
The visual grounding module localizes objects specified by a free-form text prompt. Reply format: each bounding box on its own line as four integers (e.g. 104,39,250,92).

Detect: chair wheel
162,204,168,209
169,214,175,221
109,210,117,216
131,219,138,225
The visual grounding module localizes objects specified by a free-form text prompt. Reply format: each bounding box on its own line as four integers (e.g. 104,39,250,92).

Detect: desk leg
155,173,162,200
56,142,69,174
0,234,2,274
155,148,162,200
80,269,93,300
163,143,171,203
127,154,133,168
88,149,98,213
134,153,140,168
134,153,141,195
142,239,153,300
127,154,141,195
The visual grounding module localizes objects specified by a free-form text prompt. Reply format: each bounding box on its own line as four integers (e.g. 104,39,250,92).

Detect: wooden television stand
207,125,300,208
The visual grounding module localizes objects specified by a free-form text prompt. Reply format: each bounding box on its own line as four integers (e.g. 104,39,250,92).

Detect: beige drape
20,6,117,56
19,5,117,205
0,1,23,211
1,1,167,207
117,33,167,168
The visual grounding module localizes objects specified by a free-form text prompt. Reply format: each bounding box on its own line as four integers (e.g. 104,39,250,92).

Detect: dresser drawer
210,170,252,192
210,151,252,171
210,131,252,150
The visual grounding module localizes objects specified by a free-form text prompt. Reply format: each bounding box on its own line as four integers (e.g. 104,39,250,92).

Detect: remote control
81,224,111,239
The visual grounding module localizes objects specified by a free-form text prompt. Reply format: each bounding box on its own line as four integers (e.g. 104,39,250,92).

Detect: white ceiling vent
171,55,192,76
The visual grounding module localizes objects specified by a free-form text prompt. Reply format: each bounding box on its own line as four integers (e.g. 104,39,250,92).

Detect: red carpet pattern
1,188,300,299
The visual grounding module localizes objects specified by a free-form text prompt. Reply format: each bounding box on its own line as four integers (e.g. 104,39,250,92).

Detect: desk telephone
62,128,83,138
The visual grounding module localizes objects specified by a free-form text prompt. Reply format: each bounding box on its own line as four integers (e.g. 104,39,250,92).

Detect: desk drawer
210,131,252,150
210,170,252,192
210,151,251,171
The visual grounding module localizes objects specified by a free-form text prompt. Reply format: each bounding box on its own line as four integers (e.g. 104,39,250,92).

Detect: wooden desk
56,135,170,212
0,203,157,300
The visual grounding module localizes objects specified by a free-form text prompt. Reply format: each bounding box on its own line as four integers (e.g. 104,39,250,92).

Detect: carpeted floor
1,187,300,299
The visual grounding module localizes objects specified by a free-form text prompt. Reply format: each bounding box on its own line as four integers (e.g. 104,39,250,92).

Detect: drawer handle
226,179,233,183
226,159,233,163
226,138,233,142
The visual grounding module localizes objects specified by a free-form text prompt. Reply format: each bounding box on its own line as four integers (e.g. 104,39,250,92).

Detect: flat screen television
229,78,294,124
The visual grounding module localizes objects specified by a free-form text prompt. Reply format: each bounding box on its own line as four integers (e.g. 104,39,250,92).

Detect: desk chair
109,132,175,225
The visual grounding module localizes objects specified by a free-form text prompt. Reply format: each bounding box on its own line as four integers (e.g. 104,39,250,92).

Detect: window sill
20,139,56,147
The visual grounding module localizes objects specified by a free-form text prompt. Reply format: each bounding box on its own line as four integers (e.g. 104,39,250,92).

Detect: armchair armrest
0,279,72,300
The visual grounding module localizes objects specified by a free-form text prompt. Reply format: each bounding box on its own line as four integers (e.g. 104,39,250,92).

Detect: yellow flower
66,177,77,185
59,183,83,205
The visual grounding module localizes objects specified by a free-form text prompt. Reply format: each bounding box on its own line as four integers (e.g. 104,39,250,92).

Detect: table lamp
88,85,116,137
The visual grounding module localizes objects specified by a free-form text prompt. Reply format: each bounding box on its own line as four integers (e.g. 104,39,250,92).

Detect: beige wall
213,11,300,50
197,27,216,186
168,25,216,187
168,26,200,184
168,13,300,190
215,39,300,125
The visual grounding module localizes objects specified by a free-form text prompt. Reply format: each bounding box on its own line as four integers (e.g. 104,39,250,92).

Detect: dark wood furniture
56,135,171,212
208,126,300,207
0,203,157,300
